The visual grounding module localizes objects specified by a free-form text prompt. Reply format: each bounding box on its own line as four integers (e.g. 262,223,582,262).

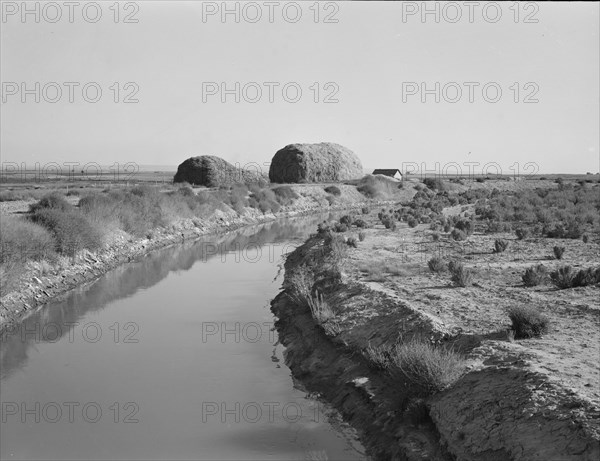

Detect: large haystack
174,155,266,187
269,143,363,183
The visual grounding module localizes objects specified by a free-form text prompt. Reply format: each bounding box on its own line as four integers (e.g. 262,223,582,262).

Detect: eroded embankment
0,194,398,333
271,233,600,461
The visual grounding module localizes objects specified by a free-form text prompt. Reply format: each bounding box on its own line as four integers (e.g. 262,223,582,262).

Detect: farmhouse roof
372,169,402,175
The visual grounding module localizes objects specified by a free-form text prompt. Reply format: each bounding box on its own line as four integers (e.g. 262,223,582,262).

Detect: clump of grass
324,233,349,267
31,208,104,257
29,192,71,213
451,229,467,241
0,215,55,264
553,246,565,260
324,185,341,197
522,264,547,287
390,338,467,394
356,175,398,198
361,207,370,215
407,218,418,228
431,232,440,242
346,236,358,248
550,266,575,289
507,306,549,339
454,219,474,236
447,260,458,273
381,216,397,230
288,265,337,325
307,291,336,324
551,266,600,289
427,256,446,273
333,222,348,233
178,186,195,197
340,215,353,225
450,262,473,287
272,185,298,206
317,221,331,234
0,191,20,202
0,216,57,293
359,261,387,282
249,186,280,214
227,184,249,212
288,264,317,306
422,177,446,192
515,227,529,240
493,239,509,253
544,222,584,240
353,218,368,228
572,267,600,287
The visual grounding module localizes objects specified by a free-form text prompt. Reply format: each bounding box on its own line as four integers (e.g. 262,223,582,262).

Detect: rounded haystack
269,143,363,183
174,155,265,187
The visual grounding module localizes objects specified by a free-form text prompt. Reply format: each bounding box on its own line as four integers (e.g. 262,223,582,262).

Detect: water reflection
1,213,338,379
1,210,367,460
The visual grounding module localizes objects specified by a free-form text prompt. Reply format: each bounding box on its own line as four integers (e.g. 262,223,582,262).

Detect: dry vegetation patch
322,180,600,407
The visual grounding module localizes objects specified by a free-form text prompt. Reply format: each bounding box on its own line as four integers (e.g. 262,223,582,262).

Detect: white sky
1,1,598,175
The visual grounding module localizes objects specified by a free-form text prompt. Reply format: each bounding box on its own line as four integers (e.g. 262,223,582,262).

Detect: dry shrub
250,187,280,213
515,227,530,240
451,229,467,241
450,262,473,287
422,177,446,191
551,266,600,289
289,265,336,325
494,239,509,253
0,216,56,294
553,246,565,260
522,264,547,287
353,219,368,228
370,338,466,394
508,306,549,339
324,185,341,196
340,215,353,225
427,256,446,273
551,266,575,288
0,215,55,264
333,222,348,233
31,209,103,257
29,192,71,213
228,184,249,212
306,291,336,324
357,175,398,198
272,185,298,205
325,233,349,266
0,260,26,294
382,216,397,230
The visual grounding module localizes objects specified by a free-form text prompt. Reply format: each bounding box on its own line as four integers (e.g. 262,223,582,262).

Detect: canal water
0,215,366,460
